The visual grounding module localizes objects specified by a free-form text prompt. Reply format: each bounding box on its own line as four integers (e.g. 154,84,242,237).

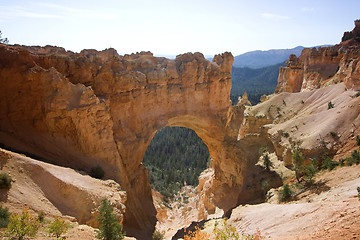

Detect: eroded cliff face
0,44,270,238
276,30,360,93
255,26,360,188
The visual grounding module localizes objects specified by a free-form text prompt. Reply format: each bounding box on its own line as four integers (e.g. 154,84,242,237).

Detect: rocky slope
195,164,360,240
211,22,360,240
266,22,360,165
0,148,126,227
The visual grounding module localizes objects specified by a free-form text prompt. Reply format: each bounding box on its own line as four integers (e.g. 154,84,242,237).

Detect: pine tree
263,153,273,171
292,146,305,182
96,198,125,240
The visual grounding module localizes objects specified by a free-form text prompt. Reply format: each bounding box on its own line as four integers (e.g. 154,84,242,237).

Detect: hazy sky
0,0,359,56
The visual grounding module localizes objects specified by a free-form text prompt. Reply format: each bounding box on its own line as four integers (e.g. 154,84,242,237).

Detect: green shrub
345,157,356,166
339,158,345,166
357,187,360,199
304,164,317,185
283,132,290,138
213,219,240,239
48,217,69,239
152,230,165,240
321,156,339,171
96,198,125,240
0,172,12,189
37,211,45,223
90,166,105,179
351,150,360,164
278,184,292,202
7,208,40,239
0,205,10,228
328,101,334,109
357,135,360,146
351,91,360,98
330,131,338,138
341,150,360,166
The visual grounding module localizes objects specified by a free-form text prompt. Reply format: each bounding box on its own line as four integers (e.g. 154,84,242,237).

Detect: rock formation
0,148,126,227
3,22,359,238
0,44,276,238
250,22,360,180
276,22,360,93
342,19,360,43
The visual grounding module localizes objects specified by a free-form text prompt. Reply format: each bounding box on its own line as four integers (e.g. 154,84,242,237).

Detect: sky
0,0,359,57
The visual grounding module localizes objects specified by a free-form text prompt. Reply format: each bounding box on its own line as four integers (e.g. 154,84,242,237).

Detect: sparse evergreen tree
304,164,317,185
278,184,292,202
292,146,305,182
96,198,125,240
263,153,273,171
0,31,8,44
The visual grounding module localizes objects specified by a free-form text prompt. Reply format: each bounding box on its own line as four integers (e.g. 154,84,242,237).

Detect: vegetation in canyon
95,198,125,240
143,127,209,199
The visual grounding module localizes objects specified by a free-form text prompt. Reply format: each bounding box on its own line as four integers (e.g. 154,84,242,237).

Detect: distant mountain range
233,45,331,69
233,46,304,69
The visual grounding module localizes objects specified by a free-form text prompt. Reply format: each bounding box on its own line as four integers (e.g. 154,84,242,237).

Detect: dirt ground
225,164,360,240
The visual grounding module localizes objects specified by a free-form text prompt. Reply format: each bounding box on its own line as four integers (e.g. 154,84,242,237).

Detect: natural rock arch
0,45,276,239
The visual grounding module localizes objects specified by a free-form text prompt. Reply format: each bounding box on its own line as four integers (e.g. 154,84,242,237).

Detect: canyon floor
152,162,360,240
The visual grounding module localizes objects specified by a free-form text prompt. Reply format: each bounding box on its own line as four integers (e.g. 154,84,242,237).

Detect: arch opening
142,125,214,237
143,126,210,201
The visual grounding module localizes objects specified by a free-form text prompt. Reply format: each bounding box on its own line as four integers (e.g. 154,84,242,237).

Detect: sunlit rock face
276,38,360,94
1,44,275,239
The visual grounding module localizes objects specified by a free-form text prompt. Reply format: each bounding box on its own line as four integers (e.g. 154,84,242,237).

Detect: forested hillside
230,61,285,104
143,127,209,199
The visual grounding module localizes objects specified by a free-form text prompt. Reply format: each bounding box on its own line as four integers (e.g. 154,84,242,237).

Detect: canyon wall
276,41,360,93
0,44,275,238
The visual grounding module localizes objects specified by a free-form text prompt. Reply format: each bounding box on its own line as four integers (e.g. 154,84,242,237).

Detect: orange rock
2,44,269,238
276,23,360,93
